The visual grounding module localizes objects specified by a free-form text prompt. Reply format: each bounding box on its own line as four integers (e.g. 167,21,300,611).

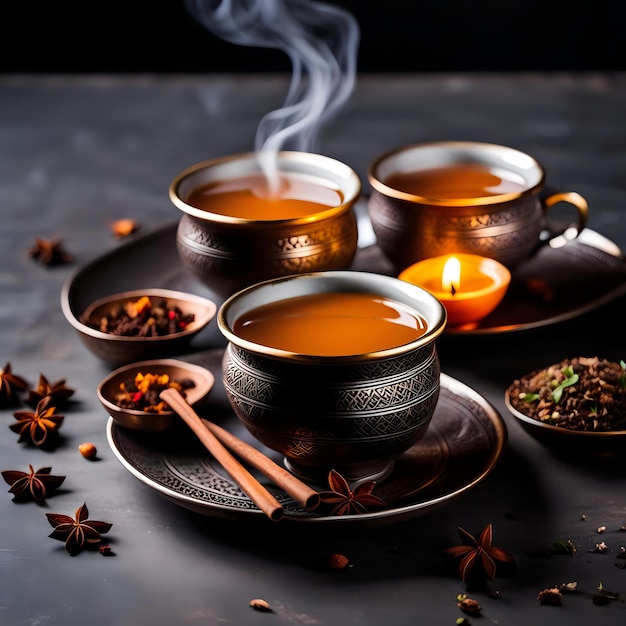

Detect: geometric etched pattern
368,190,543,269
176,211,358,292
222,341,442,466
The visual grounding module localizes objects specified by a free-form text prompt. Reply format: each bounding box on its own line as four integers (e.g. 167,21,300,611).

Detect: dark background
1,0,622,74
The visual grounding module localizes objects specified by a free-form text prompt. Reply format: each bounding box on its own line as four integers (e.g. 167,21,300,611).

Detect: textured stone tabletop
1,73,625,625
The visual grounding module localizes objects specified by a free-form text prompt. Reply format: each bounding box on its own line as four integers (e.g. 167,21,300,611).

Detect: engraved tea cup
217,270,447,485
368,140,589,271
170,151,361,298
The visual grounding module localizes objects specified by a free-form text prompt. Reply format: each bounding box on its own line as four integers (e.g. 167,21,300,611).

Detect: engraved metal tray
62,216,626,339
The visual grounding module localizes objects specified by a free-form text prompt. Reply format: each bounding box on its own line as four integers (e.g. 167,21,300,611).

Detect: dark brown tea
384,163,527,200
233,292,428,356
186,173,344,220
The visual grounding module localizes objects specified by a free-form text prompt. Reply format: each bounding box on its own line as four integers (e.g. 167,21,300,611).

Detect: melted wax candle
398,253,511,328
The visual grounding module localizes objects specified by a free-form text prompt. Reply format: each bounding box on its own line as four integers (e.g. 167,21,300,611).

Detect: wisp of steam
185,0,360,195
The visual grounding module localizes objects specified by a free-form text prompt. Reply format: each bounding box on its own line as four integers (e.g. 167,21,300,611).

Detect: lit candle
398,253,511,328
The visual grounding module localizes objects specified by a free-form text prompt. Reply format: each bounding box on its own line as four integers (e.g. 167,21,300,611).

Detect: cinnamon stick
201,418,320,511
160,388,284,521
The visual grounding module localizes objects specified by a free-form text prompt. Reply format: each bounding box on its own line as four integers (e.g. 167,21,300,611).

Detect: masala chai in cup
218,270,446,482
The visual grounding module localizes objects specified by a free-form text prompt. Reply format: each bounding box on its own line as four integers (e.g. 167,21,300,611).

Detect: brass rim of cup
367,140,546,207
169,150,362,225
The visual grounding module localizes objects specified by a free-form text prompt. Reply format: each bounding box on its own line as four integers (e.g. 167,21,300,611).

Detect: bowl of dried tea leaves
505,356,626,452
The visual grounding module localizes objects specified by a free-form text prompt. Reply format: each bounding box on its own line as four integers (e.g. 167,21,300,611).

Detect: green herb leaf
551,367,579,403
523,392,540,402
553,538,576,555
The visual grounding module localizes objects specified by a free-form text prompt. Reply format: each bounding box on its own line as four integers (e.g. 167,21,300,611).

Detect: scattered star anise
1,464,65,503
26,373,75,408
110,218,139,238
441,524,517,582
46,502,113,555
28,236,73,266
0,362,29,407
318,469,387,516
10,396,64,447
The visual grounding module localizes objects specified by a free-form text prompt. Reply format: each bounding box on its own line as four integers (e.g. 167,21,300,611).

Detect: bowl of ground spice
68,289,217,366
505,356,626,451
97,359,215,431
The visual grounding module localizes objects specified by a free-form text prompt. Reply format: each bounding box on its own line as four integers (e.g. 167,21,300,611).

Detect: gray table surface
1,73,626,625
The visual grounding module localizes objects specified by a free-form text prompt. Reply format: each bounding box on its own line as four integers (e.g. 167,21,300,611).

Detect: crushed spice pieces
592,582,619,605
249,598,272,613
90,296,195,337
318,469,387,516
114,371,196,412
508,357,626,432
0,362,29,408
441,524,517,583
537,587,563,606
28,237,73,266
553,538,576,556
78,442,98,459
1,465,65,503
457,594,482,615
99,544,114,556
46,502,113,555
326,553,350,570
110,218,139,238
10,396,64,447
26,373,75,408
591,541,608,553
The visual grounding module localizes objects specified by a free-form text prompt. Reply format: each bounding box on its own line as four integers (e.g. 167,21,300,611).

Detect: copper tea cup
368,141,589,271
170,151,361,298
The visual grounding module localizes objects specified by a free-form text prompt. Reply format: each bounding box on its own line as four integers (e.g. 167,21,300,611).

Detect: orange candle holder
398,253,511,328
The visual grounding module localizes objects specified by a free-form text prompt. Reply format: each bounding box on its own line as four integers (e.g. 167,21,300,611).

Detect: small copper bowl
63,288,217,367
97,359,215,432
170,151,361,298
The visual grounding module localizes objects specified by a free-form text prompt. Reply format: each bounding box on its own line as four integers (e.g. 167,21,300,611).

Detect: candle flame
442,256,461,295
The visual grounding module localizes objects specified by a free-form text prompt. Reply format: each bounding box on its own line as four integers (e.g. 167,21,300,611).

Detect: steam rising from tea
185,0,359,198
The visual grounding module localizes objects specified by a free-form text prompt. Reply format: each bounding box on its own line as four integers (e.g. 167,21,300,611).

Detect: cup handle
540,190,589,248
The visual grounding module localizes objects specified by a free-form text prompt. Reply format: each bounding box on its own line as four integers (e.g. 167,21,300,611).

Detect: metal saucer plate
106,372,507,526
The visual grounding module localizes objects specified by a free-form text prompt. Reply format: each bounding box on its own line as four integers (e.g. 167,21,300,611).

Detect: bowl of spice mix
64,288,217,367
97,358,215,432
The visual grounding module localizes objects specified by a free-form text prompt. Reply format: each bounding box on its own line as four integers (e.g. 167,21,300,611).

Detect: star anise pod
26,374,75,408
46,502,113,555
28,237,73,266
318,469,387,516
441,524,517,582
0,362,29,408
1,464,65,503
10,396,64,447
